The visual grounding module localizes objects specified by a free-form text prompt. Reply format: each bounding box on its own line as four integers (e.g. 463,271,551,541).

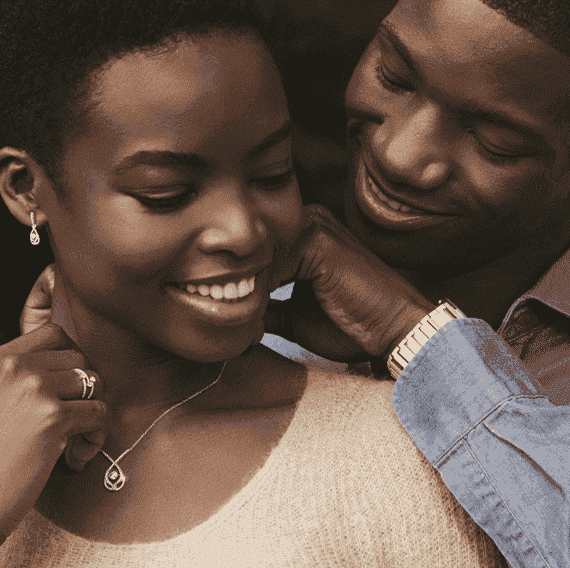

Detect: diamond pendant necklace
100,360,227,491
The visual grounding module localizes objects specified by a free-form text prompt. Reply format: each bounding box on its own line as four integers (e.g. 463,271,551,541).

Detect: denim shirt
392,249,570,568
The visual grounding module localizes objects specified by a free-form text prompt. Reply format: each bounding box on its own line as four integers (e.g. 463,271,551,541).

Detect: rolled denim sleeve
392,318,570,568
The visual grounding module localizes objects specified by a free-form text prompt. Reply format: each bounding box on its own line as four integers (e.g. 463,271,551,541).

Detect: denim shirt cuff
392,318,542,464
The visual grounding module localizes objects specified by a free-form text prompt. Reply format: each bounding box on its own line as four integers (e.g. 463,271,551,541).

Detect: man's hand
20,264,55,335
267,205,435,361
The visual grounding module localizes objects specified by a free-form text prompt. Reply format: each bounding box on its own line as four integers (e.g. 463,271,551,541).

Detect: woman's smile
166,273,264,324
165,266,270,325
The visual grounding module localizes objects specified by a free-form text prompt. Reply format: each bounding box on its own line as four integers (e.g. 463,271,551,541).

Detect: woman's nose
372,104,450,190
197,186,267,258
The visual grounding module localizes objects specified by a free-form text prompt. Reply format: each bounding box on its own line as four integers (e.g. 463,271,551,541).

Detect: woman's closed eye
130,184,198,211
251,167,296,190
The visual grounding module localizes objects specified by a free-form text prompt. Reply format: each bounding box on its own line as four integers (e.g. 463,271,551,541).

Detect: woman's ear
0,147,51,228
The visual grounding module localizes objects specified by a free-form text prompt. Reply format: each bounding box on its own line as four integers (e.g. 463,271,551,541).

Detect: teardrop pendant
30,228,40,245
30,212,40,245
103,461,126,491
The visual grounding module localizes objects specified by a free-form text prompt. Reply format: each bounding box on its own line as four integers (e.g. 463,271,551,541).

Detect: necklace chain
100,360,227,491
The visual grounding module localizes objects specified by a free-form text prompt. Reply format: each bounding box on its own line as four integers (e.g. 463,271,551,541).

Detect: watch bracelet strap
387,300,466,380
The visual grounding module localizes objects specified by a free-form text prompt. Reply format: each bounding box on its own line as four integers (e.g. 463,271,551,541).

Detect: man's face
345,0,570,270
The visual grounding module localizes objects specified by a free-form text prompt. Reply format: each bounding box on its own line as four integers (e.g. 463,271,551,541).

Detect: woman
0,0,507,565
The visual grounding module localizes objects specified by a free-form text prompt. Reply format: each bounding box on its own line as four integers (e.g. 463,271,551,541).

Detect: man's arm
392,317,570,568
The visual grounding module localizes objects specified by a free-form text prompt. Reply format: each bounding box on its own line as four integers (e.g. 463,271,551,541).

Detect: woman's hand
20,265,55,335
267,204,435,361
0,324,106,542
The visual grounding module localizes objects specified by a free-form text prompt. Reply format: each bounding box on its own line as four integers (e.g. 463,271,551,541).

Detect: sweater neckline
27,368,321,550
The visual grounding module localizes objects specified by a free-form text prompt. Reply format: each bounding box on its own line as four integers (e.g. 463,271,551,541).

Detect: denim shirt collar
499,245,570,334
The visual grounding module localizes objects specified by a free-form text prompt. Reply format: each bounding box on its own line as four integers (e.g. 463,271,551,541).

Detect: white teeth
387,198,402,211
184,275,256,300
237,280,250,298
210,285,224,301
367,175,425,215
223,283,238,300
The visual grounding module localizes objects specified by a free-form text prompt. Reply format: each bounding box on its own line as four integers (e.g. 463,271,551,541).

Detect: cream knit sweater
0,369,507,568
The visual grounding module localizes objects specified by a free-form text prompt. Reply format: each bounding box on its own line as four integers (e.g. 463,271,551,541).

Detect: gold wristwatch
387,300,466,380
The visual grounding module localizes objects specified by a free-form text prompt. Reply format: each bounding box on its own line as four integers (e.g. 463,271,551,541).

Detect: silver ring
73,368,95,400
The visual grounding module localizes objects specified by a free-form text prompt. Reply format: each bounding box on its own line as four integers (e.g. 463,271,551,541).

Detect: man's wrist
384,304,434,359
387,300,466,379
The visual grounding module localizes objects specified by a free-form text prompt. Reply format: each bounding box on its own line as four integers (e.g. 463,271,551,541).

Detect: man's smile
354,156,453,231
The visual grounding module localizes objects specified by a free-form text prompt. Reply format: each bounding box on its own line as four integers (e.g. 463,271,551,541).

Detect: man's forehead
388,0,570,129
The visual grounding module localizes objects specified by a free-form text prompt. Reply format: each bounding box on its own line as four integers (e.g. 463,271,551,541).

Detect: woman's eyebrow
113,121,295,173
114,151,213,173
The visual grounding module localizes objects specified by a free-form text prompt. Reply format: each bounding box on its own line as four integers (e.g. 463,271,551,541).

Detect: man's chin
343,196,466,271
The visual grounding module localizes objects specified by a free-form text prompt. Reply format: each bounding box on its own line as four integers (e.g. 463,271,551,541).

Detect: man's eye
251,168,296,190
468,130,527,165
374,56,411,95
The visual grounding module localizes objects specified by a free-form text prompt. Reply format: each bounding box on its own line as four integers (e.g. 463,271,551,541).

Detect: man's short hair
482,0,570,56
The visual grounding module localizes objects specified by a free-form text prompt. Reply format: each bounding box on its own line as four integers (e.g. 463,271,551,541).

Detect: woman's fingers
65,430,106,472
20,265,56,335
59,399,107,438
0,323,77,358
60,401,107,471
43,368,103,401
15,348,86,373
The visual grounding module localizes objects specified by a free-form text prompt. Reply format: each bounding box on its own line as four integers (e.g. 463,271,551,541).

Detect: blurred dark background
0,0,396,342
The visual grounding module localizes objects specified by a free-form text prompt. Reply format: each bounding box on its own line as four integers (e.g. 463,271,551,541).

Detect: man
12,0,570,566
271,1,570,566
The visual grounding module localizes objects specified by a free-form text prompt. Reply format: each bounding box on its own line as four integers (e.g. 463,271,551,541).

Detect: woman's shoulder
300,367,398,426
287,368,508,567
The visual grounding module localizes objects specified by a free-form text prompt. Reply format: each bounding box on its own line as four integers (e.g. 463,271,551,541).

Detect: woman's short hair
0,0,264,183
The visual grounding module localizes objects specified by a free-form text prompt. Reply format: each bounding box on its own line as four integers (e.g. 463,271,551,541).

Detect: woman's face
40,31,303,362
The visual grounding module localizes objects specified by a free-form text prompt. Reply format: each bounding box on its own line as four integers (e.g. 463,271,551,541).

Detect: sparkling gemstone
109,471,118,481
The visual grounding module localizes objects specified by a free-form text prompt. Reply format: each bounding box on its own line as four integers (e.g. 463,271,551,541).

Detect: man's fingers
263,299,296,342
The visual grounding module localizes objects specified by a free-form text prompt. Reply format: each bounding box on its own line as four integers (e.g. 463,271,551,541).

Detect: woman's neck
51,273,228,421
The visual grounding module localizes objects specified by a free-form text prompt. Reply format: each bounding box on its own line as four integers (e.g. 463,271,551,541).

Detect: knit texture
0,369,507,567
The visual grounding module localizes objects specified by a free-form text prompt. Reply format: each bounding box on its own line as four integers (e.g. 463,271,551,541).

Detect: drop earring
30,211,40,245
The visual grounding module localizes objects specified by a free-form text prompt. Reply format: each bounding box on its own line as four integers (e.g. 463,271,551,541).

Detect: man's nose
197,185,267,258
371,104,450,190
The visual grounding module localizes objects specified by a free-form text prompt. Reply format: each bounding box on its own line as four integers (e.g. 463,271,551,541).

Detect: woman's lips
355,162,451,231
165,270,267,326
